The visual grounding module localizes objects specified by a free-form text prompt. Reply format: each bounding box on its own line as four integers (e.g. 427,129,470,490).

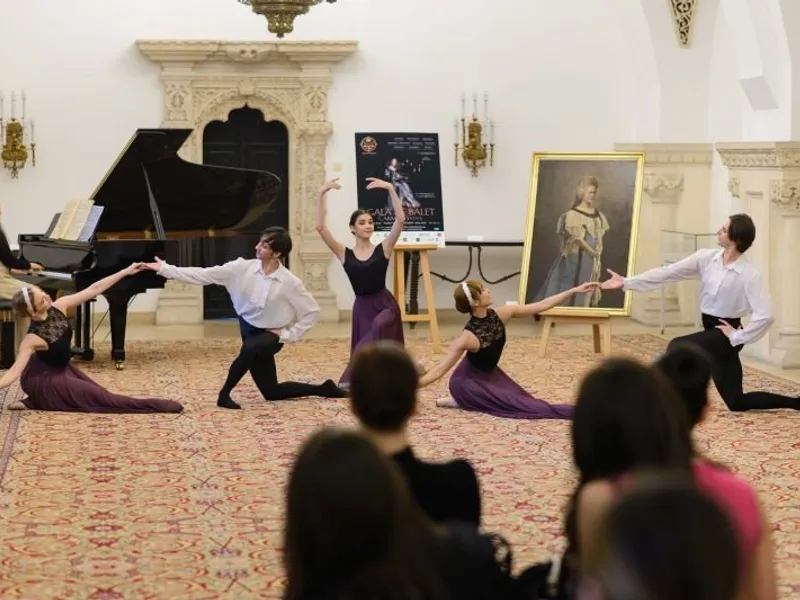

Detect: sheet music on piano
46,199,103,243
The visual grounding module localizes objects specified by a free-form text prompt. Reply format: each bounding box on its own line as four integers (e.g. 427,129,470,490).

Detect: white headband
461,281,474,305
21,287,33,313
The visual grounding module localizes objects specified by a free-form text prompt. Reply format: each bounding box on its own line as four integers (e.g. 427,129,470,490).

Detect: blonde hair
454,279,482,314
572,176,599,208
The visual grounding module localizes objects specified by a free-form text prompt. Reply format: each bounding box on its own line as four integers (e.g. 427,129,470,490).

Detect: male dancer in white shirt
602,213,799,412
145,226,346,409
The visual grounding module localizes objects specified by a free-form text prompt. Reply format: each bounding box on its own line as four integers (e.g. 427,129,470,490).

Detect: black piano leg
0,322,16,369
71,302,95,361
106,294,132,370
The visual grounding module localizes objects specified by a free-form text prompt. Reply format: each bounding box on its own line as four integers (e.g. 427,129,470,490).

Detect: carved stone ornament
669,0,698,48
769,179,800,213
643,171,685,203
728,177,740,199
716,143,800,169
137,39,358,322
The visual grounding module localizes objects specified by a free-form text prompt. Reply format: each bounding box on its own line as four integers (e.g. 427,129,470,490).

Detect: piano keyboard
31,270,72,281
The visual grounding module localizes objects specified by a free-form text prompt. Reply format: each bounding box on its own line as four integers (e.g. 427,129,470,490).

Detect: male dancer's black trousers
219,317,339,400
667,314,798,412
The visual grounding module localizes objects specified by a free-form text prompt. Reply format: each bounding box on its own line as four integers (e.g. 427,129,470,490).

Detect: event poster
354,132,445,247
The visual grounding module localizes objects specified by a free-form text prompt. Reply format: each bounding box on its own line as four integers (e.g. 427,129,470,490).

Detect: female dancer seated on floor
315,176,407,389
418,279,597,419
0,262,183,414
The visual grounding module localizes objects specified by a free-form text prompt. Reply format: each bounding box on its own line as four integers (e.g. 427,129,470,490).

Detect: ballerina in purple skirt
419,279,598,420
316,176,407,389
0,262,183,414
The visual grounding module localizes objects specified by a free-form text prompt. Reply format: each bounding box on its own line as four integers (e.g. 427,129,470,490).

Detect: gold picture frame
518,152,645,317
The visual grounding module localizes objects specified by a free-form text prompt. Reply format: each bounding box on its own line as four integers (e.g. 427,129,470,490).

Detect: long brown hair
283,428,447,600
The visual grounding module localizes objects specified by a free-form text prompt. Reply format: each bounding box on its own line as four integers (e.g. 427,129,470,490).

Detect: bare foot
7,400,26,411
436,397,459,409
415,361,427,376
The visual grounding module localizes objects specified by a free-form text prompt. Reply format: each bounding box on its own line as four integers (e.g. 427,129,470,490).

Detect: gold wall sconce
1,91,36,179
454,92,494,177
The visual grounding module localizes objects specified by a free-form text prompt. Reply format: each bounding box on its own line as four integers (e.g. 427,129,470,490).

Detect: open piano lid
89,128,282,235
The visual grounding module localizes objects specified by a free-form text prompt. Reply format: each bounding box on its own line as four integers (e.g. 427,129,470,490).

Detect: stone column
614,143,714,326
717,142,800,367
296,121,339,322
768,180,800,367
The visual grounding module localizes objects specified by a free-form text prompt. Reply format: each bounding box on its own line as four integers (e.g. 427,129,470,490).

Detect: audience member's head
349,341,419,433
582,472,740,600
571,357,694,484
283,428,443,600
655,343,713,427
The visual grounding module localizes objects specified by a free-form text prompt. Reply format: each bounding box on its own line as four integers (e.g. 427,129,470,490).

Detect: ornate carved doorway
201,106,290,319
136,39,358,324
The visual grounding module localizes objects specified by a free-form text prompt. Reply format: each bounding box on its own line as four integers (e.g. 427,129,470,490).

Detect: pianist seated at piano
0,263,183,414
0,210,44,351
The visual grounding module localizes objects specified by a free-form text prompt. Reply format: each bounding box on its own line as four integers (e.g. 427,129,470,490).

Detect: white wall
0,0,642,314
708,0,794,230
2,0,797,317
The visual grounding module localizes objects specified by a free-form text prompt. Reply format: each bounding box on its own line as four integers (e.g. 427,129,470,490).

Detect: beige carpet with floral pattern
0,334,798,599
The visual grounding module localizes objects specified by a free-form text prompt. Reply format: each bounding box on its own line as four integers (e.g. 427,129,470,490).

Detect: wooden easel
392,244,442,353
538,311,612,358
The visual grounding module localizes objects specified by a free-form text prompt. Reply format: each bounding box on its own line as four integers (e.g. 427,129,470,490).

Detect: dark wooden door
201,106,289,320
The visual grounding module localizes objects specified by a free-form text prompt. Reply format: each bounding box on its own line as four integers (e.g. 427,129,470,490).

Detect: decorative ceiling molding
668,0,698,48
716,143,800,169
614,143,713,165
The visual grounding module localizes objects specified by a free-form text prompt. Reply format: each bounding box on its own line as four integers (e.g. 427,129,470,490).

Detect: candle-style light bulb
460,93,465,119
30,119,35,143
21,90,26,122
472,92,477,118
10,91,15,119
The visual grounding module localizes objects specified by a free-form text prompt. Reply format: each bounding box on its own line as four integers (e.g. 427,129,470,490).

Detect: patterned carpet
0,334,798,599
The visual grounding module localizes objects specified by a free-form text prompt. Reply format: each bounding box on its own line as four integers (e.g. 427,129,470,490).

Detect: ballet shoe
217,394,241,410
321,379,348,398
435,397,458,409
7,400,26,411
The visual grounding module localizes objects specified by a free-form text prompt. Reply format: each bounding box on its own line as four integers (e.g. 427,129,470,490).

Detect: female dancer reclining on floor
418,279,597,420
1,262,183,414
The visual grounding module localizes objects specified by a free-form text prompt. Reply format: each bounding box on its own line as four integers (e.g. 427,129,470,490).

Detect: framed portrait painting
518,152,645,316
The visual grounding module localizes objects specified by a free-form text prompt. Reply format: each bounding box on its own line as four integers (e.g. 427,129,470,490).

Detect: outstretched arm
315,178,346,262
419,332,472,388
602,251,703,293
147,257,238,286
373,179,406,254
495,283,599,321
0,335,45,390
54,262,147,312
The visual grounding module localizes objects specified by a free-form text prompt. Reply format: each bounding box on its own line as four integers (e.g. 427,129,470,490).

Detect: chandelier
237,0,337,38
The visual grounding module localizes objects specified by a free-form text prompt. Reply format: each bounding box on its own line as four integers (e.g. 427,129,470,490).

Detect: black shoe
321,379,348,398
217,395,241,409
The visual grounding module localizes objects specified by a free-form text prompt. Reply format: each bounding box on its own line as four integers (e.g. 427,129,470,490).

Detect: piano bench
0,300,16,369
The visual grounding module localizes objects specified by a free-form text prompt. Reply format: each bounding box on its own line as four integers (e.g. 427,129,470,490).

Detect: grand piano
16,128,281,369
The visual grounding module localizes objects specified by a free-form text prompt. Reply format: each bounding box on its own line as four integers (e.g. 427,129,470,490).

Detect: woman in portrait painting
535,176,609,308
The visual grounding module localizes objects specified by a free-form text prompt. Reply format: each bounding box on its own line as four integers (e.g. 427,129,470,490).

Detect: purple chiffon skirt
448,357,573,420
339,288,405,387
20,356,184,414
